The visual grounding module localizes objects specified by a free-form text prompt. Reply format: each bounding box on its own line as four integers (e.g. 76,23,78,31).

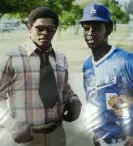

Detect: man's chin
38,42,50,48
87,43,97,49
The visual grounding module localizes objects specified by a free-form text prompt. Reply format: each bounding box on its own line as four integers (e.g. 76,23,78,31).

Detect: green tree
41,0,82,28
0,0,42,18
0,0,82,30
101,0,129,23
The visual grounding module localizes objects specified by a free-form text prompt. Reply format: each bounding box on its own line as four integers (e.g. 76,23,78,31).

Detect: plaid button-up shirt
0,39,78,129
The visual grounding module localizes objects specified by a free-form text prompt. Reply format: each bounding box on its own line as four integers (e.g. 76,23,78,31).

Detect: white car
0,23,15,33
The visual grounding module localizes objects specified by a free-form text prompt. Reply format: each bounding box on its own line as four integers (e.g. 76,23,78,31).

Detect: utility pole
111,0,119,31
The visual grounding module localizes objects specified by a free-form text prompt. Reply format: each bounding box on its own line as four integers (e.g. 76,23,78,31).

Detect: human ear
27,24,32,33
107,27,112,36
105,22,113,36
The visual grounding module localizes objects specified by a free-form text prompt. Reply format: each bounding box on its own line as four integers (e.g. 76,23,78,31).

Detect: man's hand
10,122,33,144
125,138,133,146
62,98,82,122
108,95,133,117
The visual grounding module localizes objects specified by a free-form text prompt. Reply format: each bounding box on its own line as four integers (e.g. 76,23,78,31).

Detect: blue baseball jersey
83,47,133,139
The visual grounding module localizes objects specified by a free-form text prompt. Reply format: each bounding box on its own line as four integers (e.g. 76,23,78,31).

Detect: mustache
39,35,52,39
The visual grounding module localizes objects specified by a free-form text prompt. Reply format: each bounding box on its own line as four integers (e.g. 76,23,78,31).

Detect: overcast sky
76,0,131,6
116,0,130,5
76,0,131,5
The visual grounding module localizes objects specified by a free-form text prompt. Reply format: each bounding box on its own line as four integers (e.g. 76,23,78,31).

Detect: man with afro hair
0,7,82,146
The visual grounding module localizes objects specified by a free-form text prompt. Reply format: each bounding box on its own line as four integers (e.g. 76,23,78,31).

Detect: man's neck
36,44,51,52
91,43,111,62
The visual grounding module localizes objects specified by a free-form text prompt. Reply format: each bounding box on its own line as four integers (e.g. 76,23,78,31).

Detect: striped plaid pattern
0,40,76,126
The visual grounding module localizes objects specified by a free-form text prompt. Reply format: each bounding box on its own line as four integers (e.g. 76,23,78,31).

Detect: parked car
0,23,15,33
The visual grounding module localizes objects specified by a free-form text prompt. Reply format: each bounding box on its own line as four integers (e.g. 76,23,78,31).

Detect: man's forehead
34,24,55,27
33,18,54,26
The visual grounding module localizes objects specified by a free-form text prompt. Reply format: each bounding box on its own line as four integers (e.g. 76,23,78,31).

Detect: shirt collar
25,38,37,57
92,46,116,66
24,38,55,59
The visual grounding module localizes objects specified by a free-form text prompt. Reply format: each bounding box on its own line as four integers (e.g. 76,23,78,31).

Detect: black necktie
35,49,58,108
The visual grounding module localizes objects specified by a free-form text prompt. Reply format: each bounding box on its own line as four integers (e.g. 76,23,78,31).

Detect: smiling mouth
39,38,49,42
86,39,95,44
86,36,95,42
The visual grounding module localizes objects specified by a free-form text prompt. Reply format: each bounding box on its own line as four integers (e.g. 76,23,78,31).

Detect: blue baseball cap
79,3,112,23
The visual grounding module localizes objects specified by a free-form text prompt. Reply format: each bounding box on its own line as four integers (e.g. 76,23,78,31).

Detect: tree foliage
0,0,129,30
44,0,82,29
0,0,41,17
101,0,129,23
0,0,82,29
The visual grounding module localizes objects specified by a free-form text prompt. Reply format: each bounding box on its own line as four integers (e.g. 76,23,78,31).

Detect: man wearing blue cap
79,3,133,146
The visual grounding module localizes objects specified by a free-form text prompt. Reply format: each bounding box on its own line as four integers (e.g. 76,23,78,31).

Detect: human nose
87,26,94,35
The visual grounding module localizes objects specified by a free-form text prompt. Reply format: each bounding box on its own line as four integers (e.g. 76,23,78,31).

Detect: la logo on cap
90,6,96,14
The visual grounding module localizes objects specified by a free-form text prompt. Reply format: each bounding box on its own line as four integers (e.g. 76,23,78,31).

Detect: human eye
47,26,56,33
93,23,102,31
35,26,44,32
83,25,90,31
94,26,100,31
